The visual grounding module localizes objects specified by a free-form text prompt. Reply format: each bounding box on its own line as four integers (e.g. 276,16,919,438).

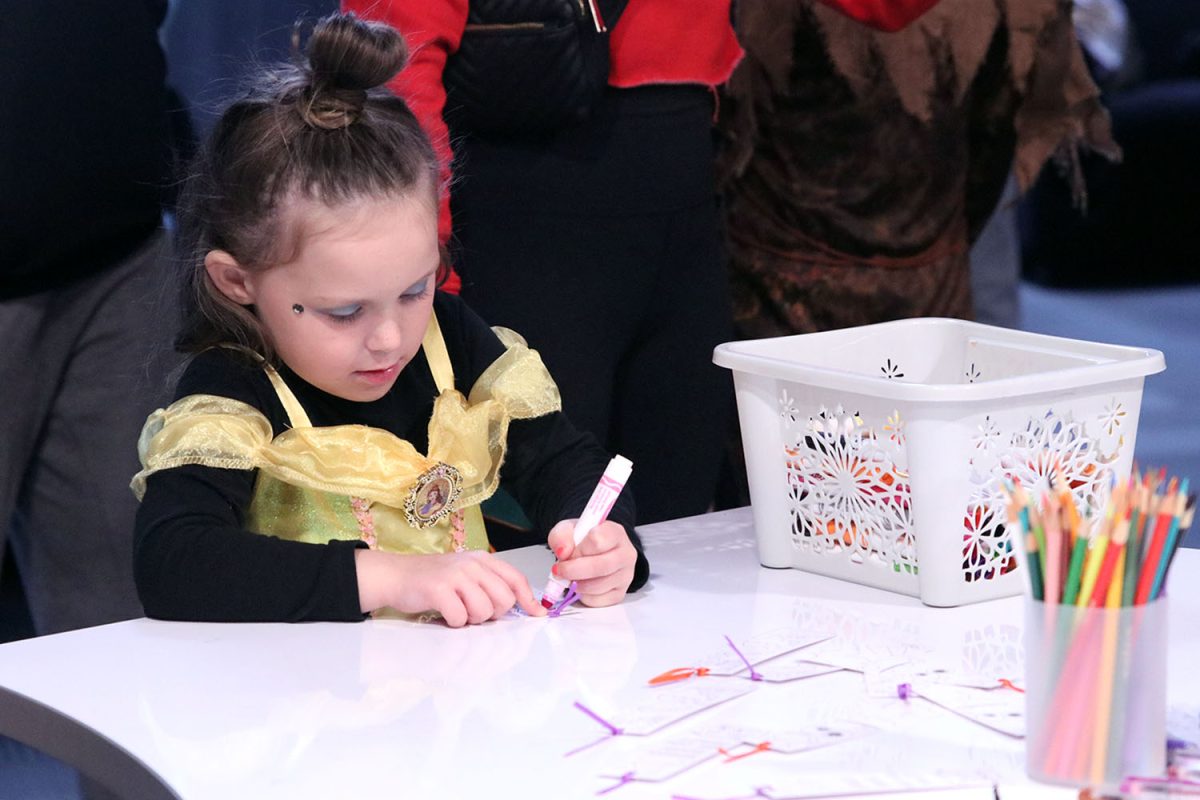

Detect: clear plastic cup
1024,596,1168,792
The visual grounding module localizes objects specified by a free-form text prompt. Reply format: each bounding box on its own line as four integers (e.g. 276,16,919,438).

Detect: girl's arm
136,466,546,624
134,465,366,622
503,407,645,606
505,414,647,606
134,351,368,622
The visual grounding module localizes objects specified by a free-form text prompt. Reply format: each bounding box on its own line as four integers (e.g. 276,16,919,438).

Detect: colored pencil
1106,548,1125,609
1135,469,1168,574
1136,478,1179,605
1088,511,1128,608
1154,497,1194,601
1090,599,1120,784
1026,528,1045,602
1078,507,1113,608
1002,480,1033,597
1044,609,1103,777
1122,477,1146,607
1149,479,1189,601
1021,483,1047,581
1058,476,1082,548
1061,523,1090,606
1043,492,1064,605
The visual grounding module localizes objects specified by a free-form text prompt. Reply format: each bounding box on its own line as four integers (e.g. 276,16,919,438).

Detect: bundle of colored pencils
1004,468,1194,789
1005,468,1194,606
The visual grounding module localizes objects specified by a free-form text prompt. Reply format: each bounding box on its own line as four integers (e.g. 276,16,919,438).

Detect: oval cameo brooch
405,463,463,528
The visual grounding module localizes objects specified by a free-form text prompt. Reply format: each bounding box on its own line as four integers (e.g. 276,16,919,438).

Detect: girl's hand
546,519,637,607
355,549,546,627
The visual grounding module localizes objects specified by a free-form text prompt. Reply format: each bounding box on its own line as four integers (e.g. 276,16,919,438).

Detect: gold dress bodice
132,313,561,555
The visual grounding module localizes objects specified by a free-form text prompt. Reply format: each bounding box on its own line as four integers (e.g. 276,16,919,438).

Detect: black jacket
0,0,172,297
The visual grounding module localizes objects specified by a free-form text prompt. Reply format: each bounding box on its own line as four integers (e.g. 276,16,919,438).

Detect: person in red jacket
342,0,939,524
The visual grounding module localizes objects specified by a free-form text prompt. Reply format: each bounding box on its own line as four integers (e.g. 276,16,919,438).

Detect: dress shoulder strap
263,365,313,429
421,309,455,394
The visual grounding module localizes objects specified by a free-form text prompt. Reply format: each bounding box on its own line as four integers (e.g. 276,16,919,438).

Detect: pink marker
541,455,633,609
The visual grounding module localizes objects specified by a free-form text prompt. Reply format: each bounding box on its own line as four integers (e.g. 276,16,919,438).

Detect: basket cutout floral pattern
965,407,1123,582
780,396,917,575
778,389,1128,584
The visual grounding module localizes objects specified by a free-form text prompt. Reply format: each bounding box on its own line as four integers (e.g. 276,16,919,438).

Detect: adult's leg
970,174,1020,328
10,231,176,634
611,198,734,523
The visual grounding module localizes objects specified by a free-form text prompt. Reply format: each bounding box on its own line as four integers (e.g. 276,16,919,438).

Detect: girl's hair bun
300,13,408,128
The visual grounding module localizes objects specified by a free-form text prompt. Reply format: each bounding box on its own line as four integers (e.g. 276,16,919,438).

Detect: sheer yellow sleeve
131,395,273,499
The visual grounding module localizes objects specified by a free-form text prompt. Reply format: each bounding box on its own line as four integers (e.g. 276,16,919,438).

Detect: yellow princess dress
131,313,561,557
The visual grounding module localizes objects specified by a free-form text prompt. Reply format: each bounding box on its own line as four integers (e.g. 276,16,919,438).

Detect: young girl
131,13,647,626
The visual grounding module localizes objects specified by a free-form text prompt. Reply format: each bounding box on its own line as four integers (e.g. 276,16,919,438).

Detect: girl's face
210,194,439,402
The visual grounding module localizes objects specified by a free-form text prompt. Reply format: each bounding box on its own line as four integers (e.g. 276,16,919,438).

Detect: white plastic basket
714,319,1165,607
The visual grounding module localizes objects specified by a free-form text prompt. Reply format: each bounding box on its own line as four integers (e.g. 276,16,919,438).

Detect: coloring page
752,653,845,683
1169,704,1200,747
596,720,878,790
696,719,878,754
598,730,723,782
862,661,1001,698
604,681,757,736
797,636,911,674
700,630,834,676
912,683,1025,738
761,774,995,799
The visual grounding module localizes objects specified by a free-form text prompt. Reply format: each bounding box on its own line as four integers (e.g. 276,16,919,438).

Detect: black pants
454,86,734,524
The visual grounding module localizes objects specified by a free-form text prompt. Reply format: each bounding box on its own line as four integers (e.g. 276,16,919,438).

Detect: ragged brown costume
718,0,1120,338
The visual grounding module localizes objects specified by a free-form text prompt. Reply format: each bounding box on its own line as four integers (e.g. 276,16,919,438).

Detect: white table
0,507,1195,799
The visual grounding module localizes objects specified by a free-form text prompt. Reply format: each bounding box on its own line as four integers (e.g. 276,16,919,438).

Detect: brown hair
176,12,442,362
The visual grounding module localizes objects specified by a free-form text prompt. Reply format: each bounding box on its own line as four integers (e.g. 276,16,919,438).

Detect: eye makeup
400,277,431,302
311,269,436,323
323,304,364,323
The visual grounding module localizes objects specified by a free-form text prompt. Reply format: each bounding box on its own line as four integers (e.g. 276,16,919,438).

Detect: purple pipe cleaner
723,634,763,681
573,701,623,736
549,581,580,617
596,772,636,795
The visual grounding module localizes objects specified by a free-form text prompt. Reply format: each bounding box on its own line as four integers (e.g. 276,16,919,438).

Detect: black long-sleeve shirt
134,293,647,621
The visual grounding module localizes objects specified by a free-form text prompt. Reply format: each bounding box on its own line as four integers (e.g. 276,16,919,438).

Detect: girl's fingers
546,520,577,561
577,585,626,608
514,583,547,617
574,522,623,556
554,546,630,584
434,587,469,628
455,580,496,625
475,568,518,620
485,557,546,617
573,568,634,599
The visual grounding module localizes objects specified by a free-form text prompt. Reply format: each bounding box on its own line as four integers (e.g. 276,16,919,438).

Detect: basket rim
712,318,1165,403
